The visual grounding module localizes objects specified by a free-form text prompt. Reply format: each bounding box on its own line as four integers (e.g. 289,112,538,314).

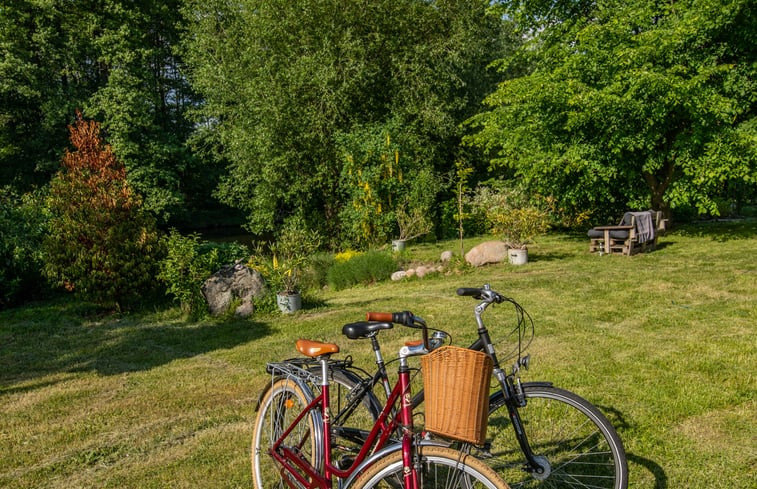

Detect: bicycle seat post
319,355,330,388
369,334,385,369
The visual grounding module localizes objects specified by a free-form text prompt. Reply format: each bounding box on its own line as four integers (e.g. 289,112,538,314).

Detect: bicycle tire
350,445,511,489
482,384,628,489
251,377,319,489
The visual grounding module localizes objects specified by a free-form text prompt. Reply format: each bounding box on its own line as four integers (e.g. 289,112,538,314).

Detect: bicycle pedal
336,456,355,470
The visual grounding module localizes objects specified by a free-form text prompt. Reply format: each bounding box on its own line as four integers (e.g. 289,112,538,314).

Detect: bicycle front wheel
484,384,628,489
350,445,511,489
251,377,319,489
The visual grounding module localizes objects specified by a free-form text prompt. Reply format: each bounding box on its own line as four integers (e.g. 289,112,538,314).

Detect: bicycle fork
492,366,549,477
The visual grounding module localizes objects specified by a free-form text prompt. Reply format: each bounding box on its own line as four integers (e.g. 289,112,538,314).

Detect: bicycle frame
268,343,424,489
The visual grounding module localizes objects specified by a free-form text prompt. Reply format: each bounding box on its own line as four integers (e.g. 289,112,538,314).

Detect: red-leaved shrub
44,113,162,308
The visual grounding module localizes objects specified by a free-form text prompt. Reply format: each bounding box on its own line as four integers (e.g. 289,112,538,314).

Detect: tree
1,1,203,220
182,0,508,240
0,187,49,308
44,114,161,308
468,0,756,222
87,0,201,220
0,0,101,189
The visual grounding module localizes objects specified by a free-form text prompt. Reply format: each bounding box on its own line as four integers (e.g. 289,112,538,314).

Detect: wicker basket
420,346,493,445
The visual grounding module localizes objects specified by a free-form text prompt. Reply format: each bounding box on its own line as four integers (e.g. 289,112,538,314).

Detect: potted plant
393,203,432,252
265,216,321,313
473,185,549,265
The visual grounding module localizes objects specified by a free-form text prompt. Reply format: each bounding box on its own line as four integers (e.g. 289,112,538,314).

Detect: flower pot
391,239,407,252
508,248,528,265
276,292,302,314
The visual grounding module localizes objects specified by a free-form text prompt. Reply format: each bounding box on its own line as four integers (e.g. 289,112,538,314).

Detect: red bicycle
251,316,510,489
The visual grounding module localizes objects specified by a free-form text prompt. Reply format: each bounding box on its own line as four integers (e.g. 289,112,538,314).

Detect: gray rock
465,241,508,267
440,250,453,262
391,270,407,281
202,262,266,317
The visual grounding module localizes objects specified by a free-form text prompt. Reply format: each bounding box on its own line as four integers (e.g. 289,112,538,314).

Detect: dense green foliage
336,122,439,247
182,0,507,237
467,0,756,223
326,250,397,290
0,188,48,308
159,230,249,318
43,116,162,308
0,0,203,219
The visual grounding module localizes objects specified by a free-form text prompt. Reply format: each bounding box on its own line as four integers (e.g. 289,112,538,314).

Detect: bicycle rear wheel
322,368,382,460
483,384,628,489
251,377,320,489
350,445,511,489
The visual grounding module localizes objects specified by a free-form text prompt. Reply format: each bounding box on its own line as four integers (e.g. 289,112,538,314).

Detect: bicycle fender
339,439,449,489
487,381,554,407
254,374,319,412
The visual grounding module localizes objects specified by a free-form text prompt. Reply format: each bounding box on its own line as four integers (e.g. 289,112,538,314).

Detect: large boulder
465,241,508,267
202,262,266,317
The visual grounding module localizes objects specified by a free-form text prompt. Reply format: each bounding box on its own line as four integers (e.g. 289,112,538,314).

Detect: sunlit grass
1,221,755,488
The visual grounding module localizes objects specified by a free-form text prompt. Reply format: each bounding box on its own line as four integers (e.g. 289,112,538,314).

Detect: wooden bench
588,211,668,256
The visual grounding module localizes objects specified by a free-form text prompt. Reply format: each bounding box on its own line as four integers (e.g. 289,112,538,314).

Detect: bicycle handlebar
366,310,435,351
456,286,505,303
366,310,416,326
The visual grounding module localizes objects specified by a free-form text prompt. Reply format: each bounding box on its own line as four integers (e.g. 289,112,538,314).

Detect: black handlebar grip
392,311,414,327
456,287,482,297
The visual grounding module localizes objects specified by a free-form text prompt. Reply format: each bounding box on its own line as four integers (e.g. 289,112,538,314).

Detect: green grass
1,221,755,488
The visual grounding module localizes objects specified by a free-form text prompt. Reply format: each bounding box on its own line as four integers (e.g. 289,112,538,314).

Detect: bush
0,188,49,308
159,230,249,318
266,216,321,294
470,184,550,249
327,250,396,290
303,252,335,290
43,115,162,308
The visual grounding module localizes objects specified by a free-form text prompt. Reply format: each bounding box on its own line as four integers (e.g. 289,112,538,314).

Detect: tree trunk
643,157,676,222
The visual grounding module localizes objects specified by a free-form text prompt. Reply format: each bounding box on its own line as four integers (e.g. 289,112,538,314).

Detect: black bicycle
313,284,628,489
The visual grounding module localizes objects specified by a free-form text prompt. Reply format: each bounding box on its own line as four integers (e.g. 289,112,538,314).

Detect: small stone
415,266,429,278
391,271,407,281
406,268,416,278
440,250,453,262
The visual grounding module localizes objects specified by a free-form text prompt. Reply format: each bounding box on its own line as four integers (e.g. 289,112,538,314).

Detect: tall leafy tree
88,0,200,219
1,0,202,219
0,0,102,188
468,0,756,222
182,0,509,239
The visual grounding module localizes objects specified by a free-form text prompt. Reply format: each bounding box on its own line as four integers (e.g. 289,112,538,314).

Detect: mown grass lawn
1,221,755,488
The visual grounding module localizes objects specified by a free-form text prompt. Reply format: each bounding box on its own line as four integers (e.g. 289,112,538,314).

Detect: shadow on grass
0,300,272,387
594,405,667,488
627,452,668,489
674,219,757,242
527,251,576,262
